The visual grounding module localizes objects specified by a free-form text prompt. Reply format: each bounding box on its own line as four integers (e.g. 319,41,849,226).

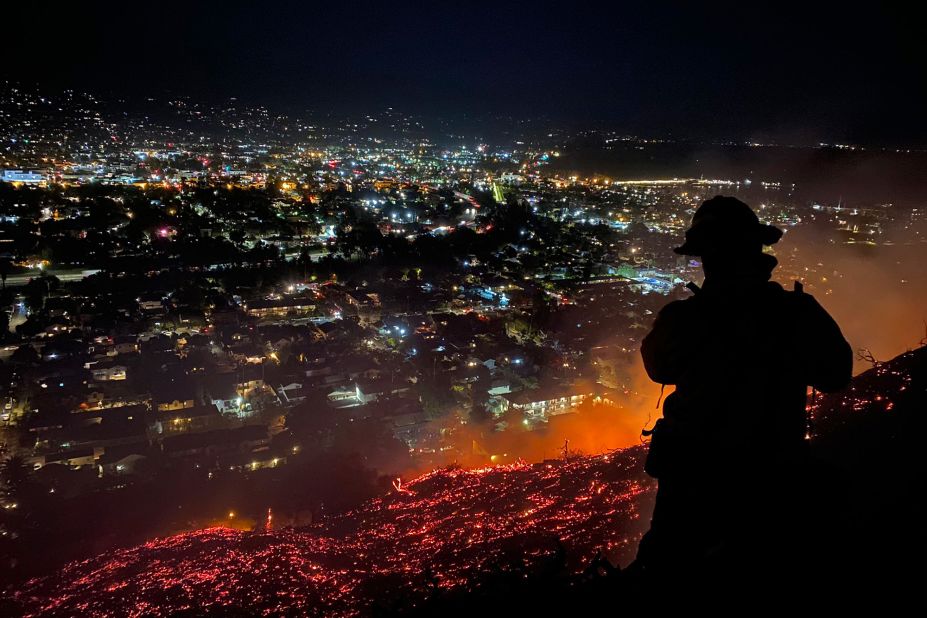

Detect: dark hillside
9,348,925,616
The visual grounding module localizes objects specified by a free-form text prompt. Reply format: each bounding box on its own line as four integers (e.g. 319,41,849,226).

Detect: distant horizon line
3,80,927,152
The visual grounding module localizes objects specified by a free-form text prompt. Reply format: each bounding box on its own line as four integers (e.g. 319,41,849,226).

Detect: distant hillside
10,347,925,616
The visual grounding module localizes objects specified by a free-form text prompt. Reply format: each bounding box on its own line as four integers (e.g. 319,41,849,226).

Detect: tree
286,394,341,449
330,418,413,474
23,275,59,313
9,345,39,366
229,228,246,245
419,377,455,419
336,220,382,258
15,314,47,338
0,259,10,290
0,455,31,501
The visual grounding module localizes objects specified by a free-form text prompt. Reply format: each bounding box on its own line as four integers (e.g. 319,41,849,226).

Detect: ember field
14,448,655,617
14,347,923,617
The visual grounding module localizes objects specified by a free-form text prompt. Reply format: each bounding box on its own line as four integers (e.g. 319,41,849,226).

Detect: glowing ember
15,448,654,617
17,348,916,617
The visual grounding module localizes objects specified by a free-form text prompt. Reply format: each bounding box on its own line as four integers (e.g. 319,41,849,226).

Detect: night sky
3,2,924,145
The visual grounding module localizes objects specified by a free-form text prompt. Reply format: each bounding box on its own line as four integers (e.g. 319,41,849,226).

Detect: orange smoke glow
415,360,667,471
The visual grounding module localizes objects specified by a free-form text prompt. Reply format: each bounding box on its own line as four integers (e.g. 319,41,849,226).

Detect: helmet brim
673,223,783,256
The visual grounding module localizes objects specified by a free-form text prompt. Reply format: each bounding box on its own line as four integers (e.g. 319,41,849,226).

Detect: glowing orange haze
408,364,665,473
408,218,926,472
798,241,927,373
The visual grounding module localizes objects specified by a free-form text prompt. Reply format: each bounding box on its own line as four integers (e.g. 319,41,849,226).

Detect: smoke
495,146,927,470
409,361,665,471
776,218,927,372
413,224,926,471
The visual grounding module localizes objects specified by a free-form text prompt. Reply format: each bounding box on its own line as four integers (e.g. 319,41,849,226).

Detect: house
327,383,373,409
155,396,196,412
205,372,268,418
326,379,410,409
303,360,332,378
243,296,315,319
90,364,128,381
382,400,433,448
157,404,227,435
97,448,150,477
32,447,99,470
81,390,150,411
502,387,596,421
487,379,513,396
276,382,306,406
227,341,267,364
206,374,243,416
71,403,149,424
153,375,199,412
161,425,269,463
138,292,167,313
113,338,140,355
52,406,151,452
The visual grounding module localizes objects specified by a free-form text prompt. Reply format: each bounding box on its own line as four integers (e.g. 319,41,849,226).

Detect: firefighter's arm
641,300,692,385
800,294,853,392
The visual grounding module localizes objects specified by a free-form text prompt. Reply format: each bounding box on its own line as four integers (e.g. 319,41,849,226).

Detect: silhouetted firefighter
633,196,853,594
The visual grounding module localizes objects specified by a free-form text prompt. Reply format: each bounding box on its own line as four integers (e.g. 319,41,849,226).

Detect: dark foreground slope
9,347,926,616
405,346,927,616
9,449,655,617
